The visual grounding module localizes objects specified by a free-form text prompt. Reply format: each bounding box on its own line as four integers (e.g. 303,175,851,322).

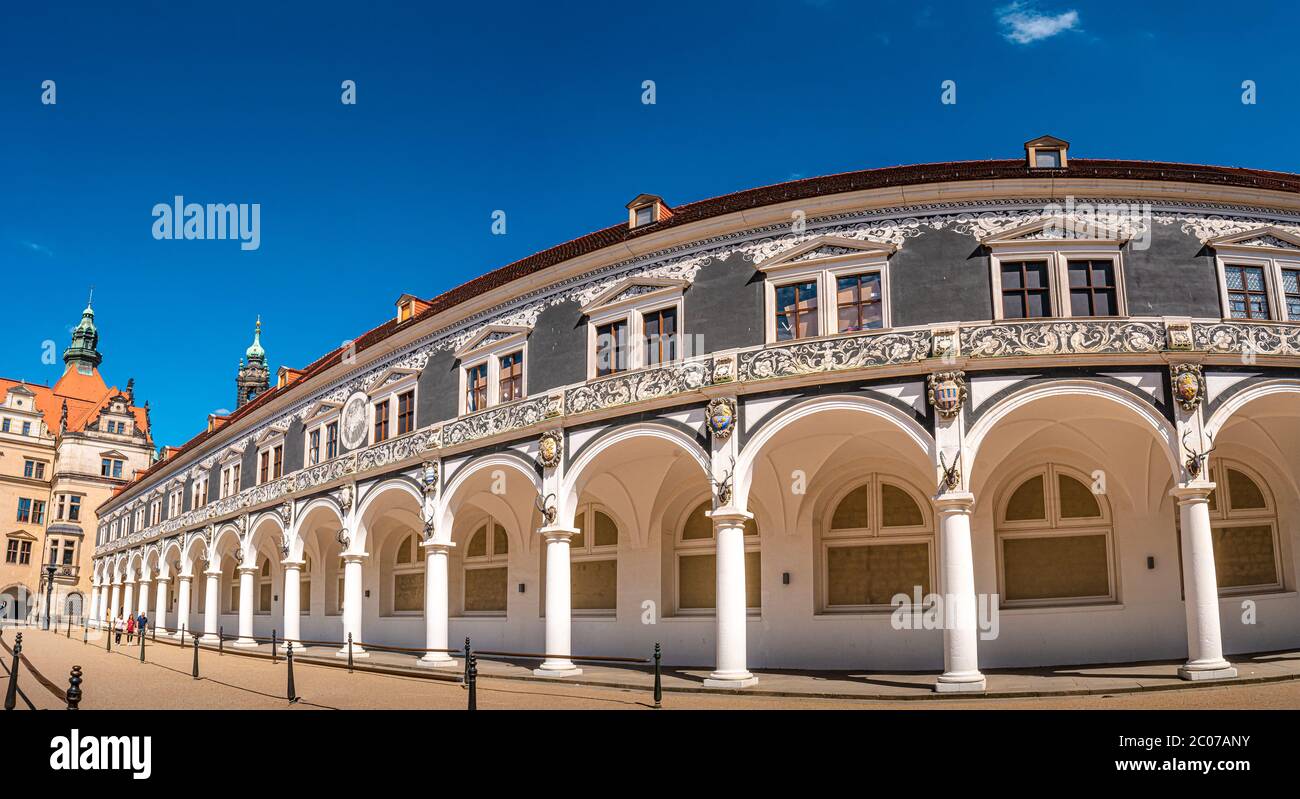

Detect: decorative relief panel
961,321,1166,359
442,397,550,448
1193,322,1300,357
737,330,930,381
565,359,712,415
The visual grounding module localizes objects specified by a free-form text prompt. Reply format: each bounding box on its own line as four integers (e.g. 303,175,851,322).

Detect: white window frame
568,503,619,617
366,369,418,443
390,533,425,616
167,489,183,518
580,279,687,379
454,327,530,415
192,476,208,509
755,238,898,345
1212,251,1300,322
987,243,1128,321
461,514,509,617
994,464,1117,608
255,434,286,485
219,458,242,500
303,402,342,466
818,475,934,614
149,499,161,526
672,498,760,617
1198,459,1283,596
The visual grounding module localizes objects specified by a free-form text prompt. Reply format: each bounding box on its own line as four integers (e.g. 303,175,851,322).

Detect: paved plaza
3,625,1300,710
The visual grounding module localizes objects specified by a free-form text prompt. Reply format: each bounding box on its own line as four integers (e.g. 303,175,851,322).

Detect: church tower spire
235,316,270,409
62,289,103,375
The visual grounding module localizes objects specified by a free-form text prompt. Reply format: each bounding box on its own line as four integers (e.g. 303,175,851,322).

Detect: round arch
561,422,711,524
1206,379,1300,439
437,453,541,541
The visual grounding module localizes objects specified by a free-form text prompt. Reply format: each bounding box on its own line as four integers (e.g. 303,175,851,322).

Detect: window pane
1005,475,1046,521
1058,474,1102,518
682,502,713,540
1227,469,1266,510
493,523,509,555
1211,524,1277,588
831,485,871,529
464,567,507,612
571,559,616,610
394,572,424,611
1003,535,1110,601
466,527,486,557
593,511,618,547
880,484,924,527
1001,263,1024,290
827,543,930,606
678,554,715,609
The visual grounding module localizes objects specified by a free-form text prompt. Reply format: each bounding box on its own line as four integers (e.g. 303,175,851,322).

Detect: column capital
419,540,455,554
933,491,976,514
280,558,306,570
341,552,368,564
537,525,578,543
177,573,194,583
1171,481,1216,504
236,565,258,576
706,507,752,525
204,569,222,578
154,575,170,584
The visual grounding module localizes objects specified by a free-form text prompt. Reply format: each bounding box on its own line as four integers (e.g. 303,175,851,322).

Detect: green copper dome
245,317,266,365
63,291,102,372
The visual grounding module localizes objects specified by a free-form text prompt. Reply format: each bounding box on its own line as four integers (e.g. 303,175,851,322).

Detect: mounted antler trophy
711,458,735,507
535,492,558,526
1181,429,1216,480
938,451,961,493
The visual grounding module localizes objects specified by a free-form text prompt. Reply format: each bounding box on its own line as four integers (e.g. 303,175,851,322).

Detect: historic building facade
90,138,1300,691
0,299,153,626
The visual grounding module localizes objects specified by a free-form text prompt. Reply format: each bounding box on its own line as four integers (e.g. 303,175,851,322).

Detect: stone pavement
10,621,1300,711
6,623,1300,709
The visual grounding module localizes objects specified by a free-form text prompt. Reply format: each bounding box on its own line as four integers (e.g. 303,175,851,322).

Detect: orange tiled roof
0,366,150,440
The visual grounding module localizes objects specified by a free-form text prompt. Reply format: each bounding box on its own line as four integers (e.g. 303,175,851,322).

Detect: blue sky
1,0,1296,450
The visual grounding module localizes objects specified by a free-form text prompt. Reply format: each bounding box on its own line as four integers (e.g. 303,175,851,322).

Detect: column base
336,647,369,659
703,671,758,689
1178,663,1237,681
533,660,582,678
232,638,259,649
417,654,459,670
199,634,220,643
934,672,987,693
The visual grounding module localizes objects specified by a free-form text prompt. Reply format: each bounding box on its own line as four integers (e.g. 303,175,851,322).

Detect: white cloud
997,2,1080,44
22,241,53,256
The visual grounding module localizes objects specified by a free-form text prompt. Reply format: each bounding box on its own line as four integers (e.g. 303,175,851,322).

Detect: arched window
392,533,424,613
820,475,933,611
258,557,273,613
996,465,1115,606
300,555,312,615
1181,460,1282,594
570,505,618,613
463,518,509,614
675,501,759,613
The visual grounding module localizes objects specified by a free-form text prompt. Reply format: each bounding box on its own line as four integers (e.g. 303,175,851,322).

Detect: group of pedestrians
112,611,149,644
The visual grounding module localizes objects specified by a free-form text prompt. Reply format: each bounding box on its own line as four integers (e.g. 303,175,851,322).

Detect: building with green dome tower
235,317,270,409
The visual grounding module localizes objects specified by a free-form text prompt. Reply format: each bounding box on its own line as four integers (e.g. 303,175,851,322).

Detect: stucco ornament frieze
961,321,1165,359
565,358,712,415
737,330,930,381
443,397,549,447
1193,322,1300,357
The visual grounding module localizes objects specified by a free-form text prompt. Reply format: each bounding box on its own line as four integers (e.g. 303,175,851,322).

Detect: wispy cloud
22,241,53,256
997,2,1080,44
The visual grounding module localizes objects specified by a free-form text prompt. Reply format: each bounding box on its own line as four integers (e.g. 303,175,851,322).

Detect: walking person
137,611,149,638
114,613,123,645
126,612,135,643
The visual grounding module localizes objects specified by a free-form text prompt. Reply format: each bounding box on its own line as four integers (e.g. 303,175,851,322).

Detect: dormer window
580,278,687,378
626,194,671,230
454,325,530,415
394,293,430,324
1025,135,1069,169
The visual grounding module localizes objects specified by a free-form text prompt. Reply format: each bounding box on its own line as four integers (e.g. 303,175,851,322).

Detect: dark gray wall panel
239,444,257,491
685,255,764,352
528,299,586,393
418,350,459,427
891,227,993,326
1122,223,1221,317
284,419,305,474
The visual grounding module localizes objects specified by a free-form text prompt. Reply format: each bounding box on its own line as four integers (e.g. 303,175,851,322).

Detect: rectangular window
56,495,66,520
1000,260,1053,319
259,450,270,483
61,540,75,565
643,307,678,366
4,539,17,563
17,498,32,523
373,400,390,442
498,352,524,403
21,421,30,436
774,281,819,341
595,320,629,376
68,495,80,521
397,390,415,435
308,429,321,465
1002,534,1111,602
827,543,931,607
835,273,883,333
634,205,654,226
465,364,488,412
326,422,339,459
19,540,31,565
1,419,8,432
1283,268,1300,321
23,460,45,480
32,500,45,525
1067,260,1118,317
1224,264,1272,320
273,445,284,479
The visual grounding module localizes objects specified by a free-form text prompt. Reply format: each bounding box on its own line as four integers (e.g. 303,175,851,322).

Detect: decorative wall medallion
927,371,967,419
931,327,959,361
1170,364,1206,412
340,391,369,450
537,430,563,468
1166,319,1194,351
706,397,737,440
545,392,564,418
711,354,736,384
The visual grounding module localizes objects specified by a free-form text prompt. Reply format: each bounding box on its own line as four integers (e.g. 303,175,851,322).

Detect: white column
109,581,121,624
281,559,304,649
175,575,193,638
122,582,135,625
534,527,581,677
1173,484,1237,681
201,570,221,642
87,581,100,624
704,509,757,688
336,554,368,658
934,493,987,693
154,578,169,632
137,577,151,621
418,541,456,669
234,566,257,647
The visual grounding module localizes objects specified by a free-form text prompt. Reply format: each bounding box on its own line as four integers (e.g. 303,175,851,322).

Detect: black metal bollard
66,616,72,638
82,624,88,645
346,632,354,673
4,633,22,711
66,666,82,710
653,643,662,709
139,628,146,662
272,630,277,664
218,626,224,656
467,653,477,711
106,622,111,652
152,623,157,643
192,634,199,680
462,637,471,689
286,643,298,704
